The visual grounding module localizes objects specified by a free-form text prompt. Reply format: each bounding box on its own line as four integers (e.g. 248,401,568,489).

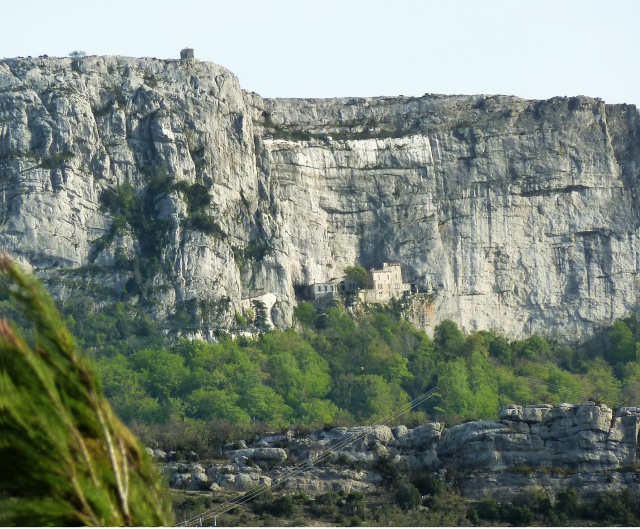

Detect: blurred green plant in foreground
0,253,173,526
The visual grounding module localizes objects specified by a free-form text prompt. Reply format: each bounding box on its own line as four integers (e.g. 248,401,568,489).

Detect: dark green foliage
244,240,273,263
344,491,367,518
312,492,340,518
96,175,173,298
584,358,622,404
473,497,501,522
234,311,248,328
469,487,640,527
174,181,210,213
374,456,401,488
99,180,138,229
253,490,297,518
331,374,408,422
252,300,269,332
0,254,172,526
293,301,316,326
434,319,465,358
344,265,368,289
555,486,580,517
513,335,552,362
610,320,636,367
501,503,534,526
488,335,512,364
39,151,75,170
174,181,225,237
582,489,639,525
410,471,442,496
395,483,422,510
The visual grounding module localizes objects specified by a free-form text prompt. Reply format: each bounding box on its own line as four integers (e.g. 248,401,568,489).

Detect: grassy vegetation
0,255,172,526
171,475,640,527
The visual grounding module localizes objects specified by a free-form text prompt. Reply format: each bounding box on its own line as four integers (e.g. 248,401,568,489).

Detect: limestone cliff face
1,55,639,338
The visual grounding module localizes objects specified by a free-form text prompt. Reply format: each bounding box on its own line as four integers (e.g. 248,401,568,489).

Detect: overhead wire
176,386,439,526
177,369,633,526
178,386,438,526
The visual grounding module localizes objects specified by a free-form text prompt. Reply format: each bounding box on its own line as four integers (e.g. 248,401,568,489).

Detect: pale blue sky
2,0,638,104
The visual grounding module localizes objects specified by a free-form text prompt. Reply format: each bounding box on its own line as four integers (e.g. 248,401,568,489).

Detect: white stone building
359,262,411,304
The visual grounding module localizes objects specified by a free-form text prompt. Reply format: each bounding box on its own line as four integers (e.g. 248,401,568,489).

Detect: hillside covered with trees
3,258,640,527
27,289,638,453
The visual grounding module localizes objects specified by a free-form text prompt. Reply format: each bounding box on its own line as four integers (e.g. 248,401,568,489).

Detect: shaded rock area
151,402,640,500
1,56,640,339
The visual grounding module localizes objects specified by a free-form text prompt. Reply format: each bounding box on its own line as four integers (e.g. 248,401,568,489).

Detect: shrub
293,302,316,326
555,487,580,518
344,491,367,517
395,483,422,510
411,471,443,496
475,497,501,521
582,490,637,525
466,507,480,524
501,504,534,526
374,456,401,488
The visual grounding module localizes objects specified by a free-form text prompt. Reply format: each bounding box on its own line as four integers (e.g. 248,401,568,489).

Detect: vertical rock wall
1,56,639,339
252,95,640,339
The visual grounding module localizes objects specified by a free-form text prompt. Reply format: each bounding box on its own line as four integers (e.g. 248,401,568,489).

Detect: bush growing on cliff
344,265,368,289
434,319,465,358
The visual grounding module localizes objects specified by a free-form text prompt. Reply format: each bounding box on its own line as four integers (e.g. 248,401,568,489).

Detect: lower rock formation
157,402,640,500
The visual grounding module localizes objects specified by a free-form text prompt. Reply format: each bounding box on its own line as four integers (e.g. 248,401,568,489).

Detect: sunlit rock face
160,404,640,500
1,55,639,338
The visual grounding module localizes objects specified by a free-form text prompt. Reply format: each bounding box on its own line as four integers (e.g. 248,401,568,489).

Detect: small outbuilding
180,48,194,60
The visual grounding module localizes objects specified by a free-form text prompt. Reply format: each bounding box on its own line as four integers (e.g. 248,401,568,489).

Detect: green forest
4,262,640,526
28,287,639,448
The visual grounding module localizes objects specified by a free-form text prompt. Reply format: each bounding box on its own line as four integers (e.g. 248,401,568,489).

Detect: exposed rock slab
160,403,640,498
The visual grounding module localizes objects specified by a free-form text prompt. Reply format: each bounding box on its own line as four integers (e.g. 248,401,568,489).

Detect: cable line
176,386,439,526
179,387,438,526
178,371,629,526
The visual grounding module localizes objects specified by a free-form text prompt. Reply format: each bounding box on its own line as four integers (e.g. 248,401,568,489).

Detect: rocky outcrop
158,403,640,499
460,470,640,502
1,56,640,338
434,403,638,472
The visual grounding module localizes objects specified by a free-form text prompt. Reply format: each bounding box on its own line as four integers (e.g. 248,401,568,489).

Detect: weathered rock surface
228,448,288,464
437,403,635,472
460,470,640,502
1,56,639,338
160,403,640,498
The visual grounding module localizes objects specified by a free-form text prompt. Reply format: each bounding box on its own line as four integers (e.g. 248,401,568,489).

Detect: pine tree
0,253,173,526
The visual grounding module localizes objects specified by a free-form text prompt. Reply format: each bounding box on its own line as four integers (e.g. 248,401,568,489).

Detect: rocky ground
149,402,640,502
